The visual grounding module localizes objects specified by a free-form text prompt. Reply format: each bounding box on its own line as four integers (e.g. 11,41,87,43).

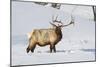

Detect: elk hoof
26,47,30,53
31,49,34,53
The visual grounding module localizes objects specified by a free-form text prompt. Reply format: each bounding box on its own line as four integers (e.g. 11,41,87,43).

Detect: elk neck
55,27,62,40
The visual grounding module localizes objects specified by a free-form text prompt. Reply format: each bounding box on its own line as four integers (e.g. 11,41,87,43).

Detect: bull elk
26,16,74,53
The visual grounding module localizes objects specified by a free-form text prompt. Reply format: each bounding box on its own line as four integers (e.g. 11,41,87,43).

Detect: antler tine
52,15,57,22
52,15,59,23
59,20,63,25
55,15,58,21
52,15,64,25
56,20,63,25
60,17,75,27
52,15,54,22
71,15,74,21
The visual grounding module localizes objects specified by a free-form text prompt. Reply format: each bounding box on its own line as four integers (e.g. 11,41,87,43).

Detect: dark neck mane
55,27,62,40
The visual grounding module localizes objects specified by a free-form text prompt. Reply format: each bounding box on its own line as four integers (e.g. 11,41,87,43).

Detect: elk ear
49,22,56,27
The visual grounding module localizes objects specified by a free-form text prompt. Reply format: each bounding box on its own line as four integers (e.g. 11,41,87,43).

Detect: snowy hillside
11,1,95,66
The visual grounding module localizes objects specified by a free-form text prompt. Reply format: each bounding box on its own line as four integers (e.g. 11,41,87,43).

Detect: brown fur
26,26,62,53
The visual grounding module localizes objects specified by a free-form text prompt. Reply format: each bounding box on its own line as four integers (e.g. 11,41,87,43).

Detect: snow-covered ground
12,37,95,66
11,1,96,66
12,43,95,66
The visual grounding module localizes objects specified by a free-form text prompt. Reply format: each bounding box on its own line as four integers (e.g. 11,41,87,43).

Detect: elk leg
50,45,53,53
31,45,36,53
26,46,30,53
53,45,56,53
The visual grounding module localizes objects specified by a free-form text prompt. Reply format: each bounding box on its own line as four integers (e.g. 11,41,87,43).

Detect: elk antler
51,15,74,27
52,15,58,22
49,22,56,27
52,15,63,23
60,20,74,27
60,16,75,27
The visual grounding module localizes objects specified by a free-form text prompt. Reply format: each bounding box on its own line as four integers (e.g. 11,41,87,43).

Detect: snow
12,41,95,66
11,1,95,66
